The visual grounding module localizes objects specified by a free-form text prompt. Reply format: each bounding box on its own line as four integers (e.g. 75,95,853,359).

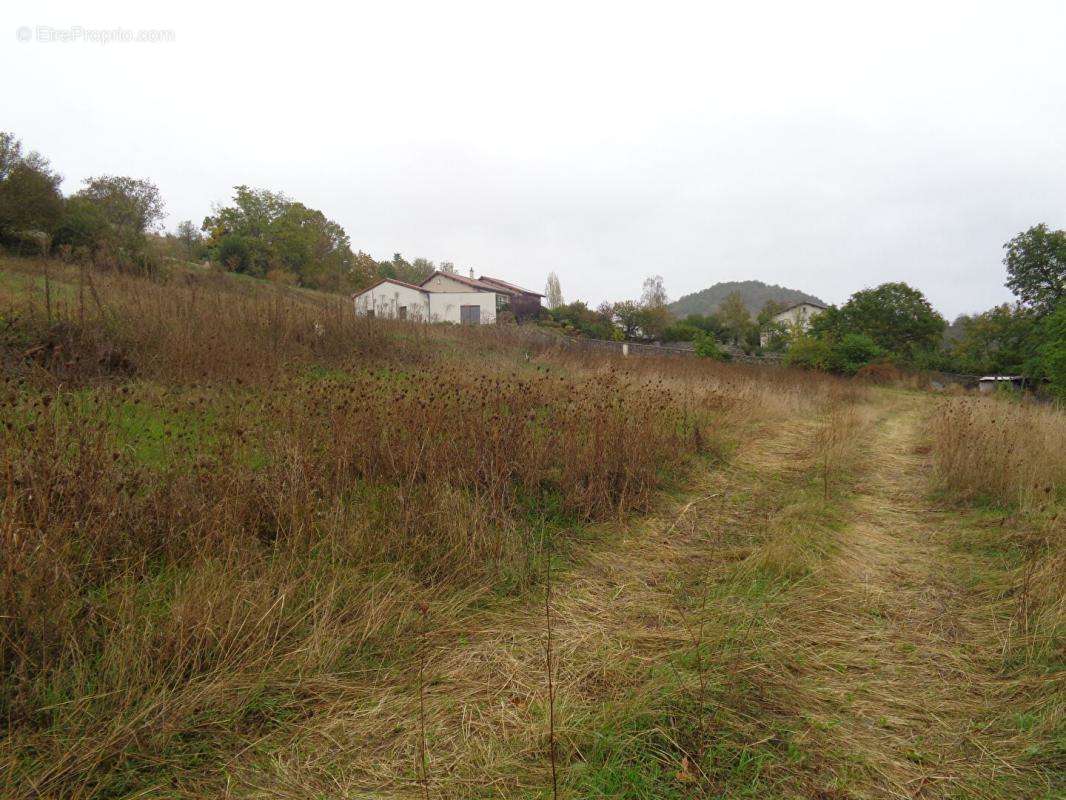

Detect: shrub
1038,303,1066,399
827,333,884,375
784,333,832,371
786,332,883,375
693,332,728,360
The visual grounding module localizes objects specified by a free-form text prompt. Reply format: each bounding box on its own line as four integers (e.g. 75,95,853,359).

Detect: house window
398,306,408,320
366,309,375,319
460,305,481,324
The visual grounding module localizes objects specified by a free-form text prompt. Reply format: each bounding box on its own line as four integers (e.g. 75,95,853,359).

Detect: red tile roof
419,271,503,292
478,275,544,297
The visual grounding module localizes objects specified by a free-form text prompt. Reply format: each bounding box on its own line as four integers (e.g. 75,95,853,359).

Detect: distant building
761,301,827,347
978,375,1025,393
351,271,542,324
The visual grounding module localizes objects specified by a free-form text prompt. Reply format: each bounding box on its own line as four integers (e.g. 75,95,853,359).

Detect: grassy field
0,256,1062,799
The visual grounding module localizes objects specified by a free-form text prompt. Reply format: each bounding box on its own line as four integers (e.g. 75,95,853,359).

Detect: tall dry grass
928,395,1064,674
929,396,1065,509
0,256,853,797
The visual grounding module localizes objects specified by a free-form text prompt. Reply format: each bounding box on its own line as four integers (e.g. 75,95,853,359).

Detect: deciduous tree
0,132,64,243
175,220,202,260
1003,224,1066,317
77,175,165,235
813,282,944,358
545,272,563,309
718,291,752,345
640,274,668,309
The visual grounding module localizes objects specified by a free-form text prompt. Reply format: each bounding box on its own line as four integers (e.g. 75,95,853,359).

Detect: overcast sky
5,1,1065,318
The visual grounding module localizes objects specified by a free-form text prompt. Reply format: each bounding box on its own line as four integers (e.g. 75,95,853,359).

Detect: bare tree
640,275,668,309
545,272,563,309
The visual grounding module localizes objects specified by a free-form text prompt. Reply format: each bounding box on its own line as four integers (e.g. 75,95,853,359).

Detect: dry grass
3,256,1056,799
927,393,1064,728
0,255,856,798
929,395,1066,510
224,385,891,799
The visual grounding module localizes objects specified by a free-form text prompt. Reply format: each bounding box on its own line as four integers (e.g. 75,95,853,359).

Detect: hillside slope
670,279,826,317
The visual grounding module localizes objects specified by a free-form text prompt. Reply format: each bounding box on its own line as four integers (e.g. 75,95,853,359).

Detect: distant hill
669,280,826,318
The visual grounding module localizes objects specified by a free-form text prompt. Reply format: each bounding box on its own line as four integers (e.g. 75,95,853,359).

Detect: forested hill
669,280,826,317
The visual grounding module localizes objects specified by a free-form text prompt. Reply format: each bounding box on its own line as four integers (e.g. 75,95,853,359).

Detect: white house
761,301,827,347
352,272,501,324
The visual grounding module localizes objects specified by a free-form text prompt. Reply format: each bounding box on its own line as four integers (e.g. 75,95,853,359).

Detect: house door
398,306,407,320
460,305,480,324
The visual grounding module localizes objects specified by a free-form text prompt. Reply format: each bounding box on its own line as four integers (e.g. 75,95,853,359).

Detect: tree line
3,129,1061,394
0,131,472,292
544,272,808,359
543,228,1065,398
785,226,1064,398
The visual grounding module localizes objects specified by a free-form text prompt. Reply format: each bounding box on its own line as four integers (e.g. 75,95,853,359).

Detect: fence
531,331,781,364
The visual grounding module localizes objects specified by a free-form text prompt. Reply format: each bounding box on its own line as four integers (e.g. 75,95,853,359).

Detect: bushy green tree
786,332,884,375
1037,303,1066,398
61,175,166,265
0,132,64,247
718,291,754,345
812,282,944,360
829,333,885,374
949,304,1039,375
203,186,354,288
636,304,673,340
784,333,833,371
662,321,702,342
548,301,618,339
0,163,64,239
52,196,109,251
76,175,165,236
1003,224,1066,317
611,300,643,339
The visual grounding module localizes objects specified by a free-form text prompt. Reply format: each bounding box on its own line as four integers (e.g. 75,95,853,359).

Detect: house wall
773,303,824,330
761,303,825,347
422,274,477,293
353,282,430,320
428,291,497,324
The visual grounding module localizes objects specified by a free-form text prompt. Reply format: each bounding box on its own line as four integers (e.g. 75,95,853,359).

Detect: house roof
420,271,502,292
353,277,428,297
478,275,544,297
773,301,828,317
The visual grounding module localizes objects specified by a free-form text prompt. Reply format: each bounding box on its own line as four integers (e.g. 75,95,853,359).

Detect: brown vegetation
928,394,1064,693
929,396,1065,509
0,256,851,797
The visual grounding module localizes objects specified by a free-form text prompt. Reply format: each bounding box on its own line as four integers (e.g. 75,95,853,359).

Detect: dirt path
759,394,1055,799
232,393,1055,799
231,410,824,798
